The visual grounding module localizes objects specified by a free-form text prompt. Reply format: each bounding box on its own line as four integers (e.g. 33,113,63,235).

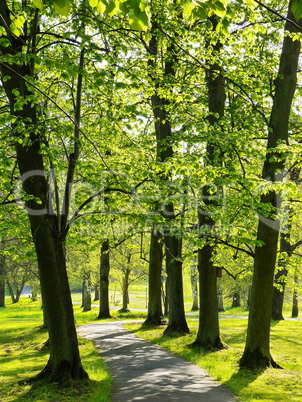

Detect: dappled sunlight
78,322,237,401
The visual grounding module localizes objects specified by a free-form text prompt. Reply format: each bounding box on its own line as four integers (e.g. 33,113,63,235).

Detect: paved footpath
77,322,238,401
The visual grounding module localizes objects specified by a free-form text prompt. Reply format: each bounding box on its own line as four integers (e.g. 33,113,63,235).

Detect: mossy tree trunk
239,4,301,369
98,240,111,319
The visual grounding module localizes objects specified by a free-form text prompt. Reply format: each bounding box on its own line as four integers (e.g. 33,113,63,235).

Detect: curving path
77,322,238,401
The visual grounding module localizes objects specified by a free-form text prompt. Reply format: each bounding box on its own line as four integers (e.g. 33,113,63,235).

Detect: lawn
2,295,302,401
125,317,302,402
0,297,112,401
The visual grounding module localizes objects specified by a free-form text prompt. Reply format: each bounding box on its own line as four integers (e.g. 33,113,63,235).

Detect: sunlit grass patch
0,297,112,401
125,318,302,401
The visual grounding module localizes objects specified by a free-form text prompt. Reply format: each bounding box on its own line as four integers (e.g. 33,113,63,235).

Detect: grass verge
125,318,302,402
0,297,112,401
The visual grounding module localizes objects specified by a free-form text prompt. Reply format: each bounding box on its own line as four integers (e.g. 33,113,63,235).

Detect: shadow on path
77,322,238,401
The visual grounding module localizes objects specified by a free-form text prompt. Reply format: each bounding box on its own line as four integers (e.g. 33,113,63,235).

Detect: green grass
125,318,302,401
2,294,301,401
0,297,112,401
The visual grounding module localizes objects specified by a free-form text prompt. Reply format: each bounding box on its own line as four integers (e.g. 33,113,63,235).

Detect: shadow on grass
223,366,266,394
13,378,110,402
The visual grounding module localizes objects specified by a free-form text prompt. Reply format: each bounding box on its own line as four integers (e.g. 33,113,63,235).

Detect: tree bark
239,3,300,369
98,240,111,319
144,229,164,325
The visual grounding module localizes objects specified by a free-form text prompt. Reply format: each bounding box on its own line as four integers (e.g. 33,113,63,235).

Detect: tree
239,1,301,369
146,12,189,335
0,2,87,381
192,16,226,350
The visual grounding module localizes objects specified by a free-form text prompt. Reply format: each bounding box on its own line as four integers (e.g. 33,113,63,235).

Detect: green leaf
32,0,43,9
97,0,107,14
183,2,195,19
213,0,226,18
53,0,70,16
89,0,98,7
193,5,207,20
292,0,302,20
244,0,256,9
106,0,119,16
129,9,148,31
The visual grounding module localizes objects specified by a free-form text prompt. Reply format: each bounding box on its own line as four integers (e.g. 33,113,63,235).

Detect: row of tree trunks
239,3,301,369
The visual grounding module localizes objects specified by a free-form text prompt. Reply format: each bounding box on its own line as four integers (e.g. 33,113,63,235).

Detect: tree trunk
31,224,87,381
292,271,299,318
0,3,87,382
98,240,111,319
192,241,223,349
272,167,299,321
0,249,5,308
271,268,287,320
121,268,130,312
162,276,168,317
164,235,189,335
144,229,163,325
94,286,99,302
82,273,91,312
239,4,300,369
218,286,225,312
6,280,17,304
232,291,240,308
191,263,199,311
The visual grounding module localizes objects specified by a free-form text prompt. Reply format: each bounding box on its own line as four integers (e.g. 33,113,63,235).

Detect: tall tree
0,3,87,381
147,16,189,334
239,1,301,369
192,16,225,349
